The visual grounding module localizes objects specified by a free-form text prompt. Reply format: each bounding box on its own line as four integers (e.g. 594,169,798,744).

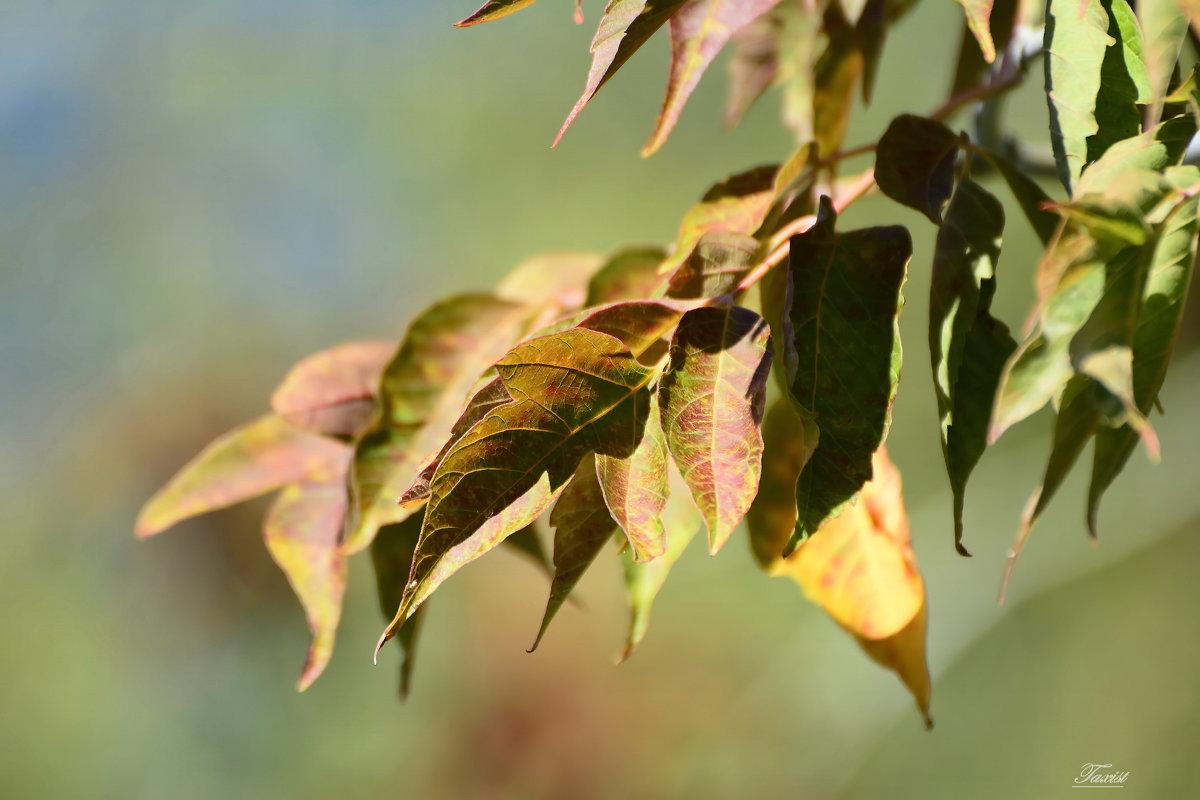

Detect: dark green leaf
586,246,669,304
746,398,815,570
371,517,427,698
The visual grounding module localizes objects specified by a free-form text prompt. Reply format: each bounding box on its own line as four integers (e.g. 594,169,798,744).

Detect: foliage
139,0,1200,728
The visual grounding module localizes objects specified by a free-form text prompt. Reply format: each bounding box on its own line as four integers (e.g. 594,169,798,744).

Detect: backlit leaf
586,246,669,304
786,200,910,550
811,4,864,156
662,165,778,275
1137,0,1189,125
1086,0,1151,164
495,251,605,312
556,0,689,146
746,399,815,571
725,10,780,128
978,147,1060,246
953,0,996,63
643,0,782,156
596,392,669,561
455,0,540,27
370,517,428,698
659,305,773,553
776,0,821,144
264,477,350,691
874,114,961,225
664,231,760,300
136,415,348,538
270,340,395,437
950,0,1018,95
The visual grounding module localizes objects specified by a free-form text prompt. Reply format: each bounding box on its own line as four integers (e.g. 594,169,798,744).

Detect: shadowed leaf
874,114,961,225
495,251,606,312
1137,0,1189,125
659,305,773,553
596,391,669,561
136,415,348,538
811,3,864,156
786,199,910,551
782,448,932,726
662,165,778,275
725,10,780,128
1086,0,1151,164
978,147,1060,246
930,179,1016,555
264,477,351,691
950,0,1018,95
643,0,782,156
746,399,815,571
370,516,426,698
664,232,760,300
455,0,540,26
347,294,532,553
532,455,619,650
270,340,395,437
556,0,689,146
587,246,669,304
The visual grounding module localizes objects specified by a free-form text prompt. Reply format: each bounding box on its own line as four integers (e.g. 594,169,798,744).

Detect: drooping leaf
596,391,670,561
346,294,532,553
619,467,702,660
662,165,778,274
977,147,1060,246
1086,0,1151,164
664,231,760,300
136,415,348,538
930,179,1016,555
725,10,780,128
854,0,889,102
269,340,395,438
776,0,821,144
811,3,864,157
782,448,932,727
643,0,782,156
1137,0,1189,125
1044,0,1115,194
659,305,773,553
495,251,606,312
503,524,553,575
455,0,540,27
786,200,910,550
370,516,427,698
587,246,669,304
874,114,962,225
746,398,815,571
263,477,350,691
556,0,689,146
532,455,619,650
954,0,997,63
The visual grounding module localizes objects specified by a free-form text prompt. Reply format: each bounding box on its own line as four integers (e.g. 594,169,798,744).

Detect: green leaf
776,0,821,144
596,391,670,561
662,165,778,274
930,179,1016,555
1075,114,1198,194
1086,0,1151,164
786,199,910,551
264,479,349,691
556,0,689,145
725,10,780,128
620,468,702,660
1137,0,1189,124
495,251,606,312
269,340,395,438
370,517,426,698
874,114,962,225
977,147,1060,246
643,0,781,156
532,455,619,650
659,305,773,553
664,232,760,300
136,415,349,538
454,0,540,27
503,524,553,575
746,398,815,570
954,0,997,63
950,0,1018,95
346,294,532,553
586,246,669,304
811,4,864,157
1044,0,1113,194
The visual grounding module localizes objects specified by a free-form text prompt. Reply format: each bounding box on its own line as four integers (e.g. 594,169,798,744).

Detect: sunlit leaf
587,246,669,304
136,415,348,538
746,399,815,571
777,0,821,144
953,0,996,63
786,199,910,551
662,165,778,274
874,114,961,225
930,179,1015,555
347,294,532,553
664,232,760,300
977,147,1060,246
556,0,689,146
264,478,350,691
1075,114,1197,194
1086,0,1151,164
454,0,540,27
782,448,932,726
1137,0,1189,125
596,391,669,561
811,4,864,157
269,340,395,437
371,516,428,698
643,0,782,156
660,305,772,553
532,455,619,650
495,251,606,312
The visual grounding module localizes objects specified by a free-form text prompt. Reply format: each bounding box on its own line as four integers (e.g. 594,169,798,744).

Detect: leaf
263,478,350,691
950,0,1018,95
954,0,997,63
1138,0,1189,125
811,4,864,157
643,0,782,156
455,0,540,27
586,246,669,304
786,199,910,551
776,0,821,144
659,305,773,553
746,399,816,571
662,165,778,275
1044,0,1115,194
596,391,670,561
664,231,760,300
782,448,932,727
556,0,689,146
532,455,619,650
1086,0,1151,164
977,147,1060,246
930,179,1016,555
874,114,962,225
1088,176,1198,534
269,340,395,437
495,251,606,312
725,10,780,128
136,415,348,538
620,467,702,660
1075,114,1198,194
378,325,662,646
370,516,427,698
346,294,532,553
503,524,553,575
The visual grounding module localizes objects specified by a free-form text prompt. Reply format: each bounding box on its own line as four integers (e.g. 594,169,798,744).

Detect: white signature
1073,763,1131,788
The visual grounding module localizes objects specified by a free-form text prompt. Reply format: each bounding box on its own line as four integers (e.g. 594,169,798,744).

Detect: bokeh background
3,1,1199,798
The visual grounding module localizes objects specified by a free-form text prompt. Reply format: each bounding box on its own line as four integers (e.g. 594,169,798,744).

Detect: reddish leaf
596,391,669,561
270,340,395,437
662,165,778,275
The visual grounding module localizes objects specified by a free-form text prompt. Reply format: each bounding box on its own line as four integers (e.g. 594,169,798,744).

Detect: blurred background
2,1,1198,798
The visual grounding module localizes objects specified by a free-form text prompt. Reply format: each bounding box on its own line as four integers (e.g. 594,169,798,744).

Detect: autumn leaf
953,0,996,63
782,447,932,727
136,414,348,538
659,305,773,553
874,114,962,225
664,231,760,300
495,251,605,313
596,391,670,561
811,3,864,157
643,0,782,156
662,165,778,275
725,10,780,128
370,516,427,698
270,340,395,438
786,199,910,551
